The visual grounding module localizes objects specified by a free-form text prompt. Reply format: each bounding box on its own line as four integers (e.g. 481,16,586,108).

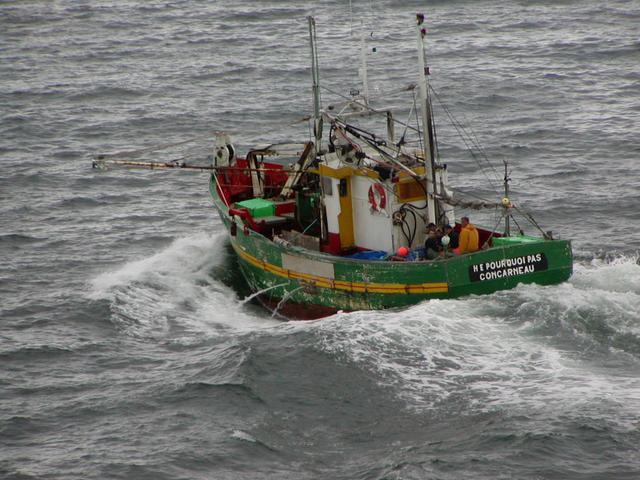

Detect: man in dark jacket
424,229,441,260
443,224,459,250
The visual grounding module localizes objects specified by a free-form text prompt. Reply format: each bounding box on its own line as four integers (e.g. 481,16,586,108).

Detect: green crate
236,198,275,218
492,235,541,246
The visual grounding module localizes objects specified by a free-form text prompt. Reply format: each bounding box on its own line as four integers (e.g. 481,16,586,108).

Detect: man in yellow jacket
455,216,479,254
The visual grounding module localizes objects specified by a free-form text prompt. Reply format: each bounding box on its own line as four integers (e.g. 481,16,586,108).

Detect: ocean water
2,1,640,479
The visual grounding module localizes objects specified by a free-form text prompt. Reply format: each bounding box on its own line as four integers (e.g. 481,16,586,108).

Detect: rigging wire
512,204,551,238
430,84,499,177
429,85,502,195
331,114,506,215
509,213,525,235
99,134,212,159
396,95,416,149
321,85,506,209
483,208,510,246
320,84,422,136
412,89,425,158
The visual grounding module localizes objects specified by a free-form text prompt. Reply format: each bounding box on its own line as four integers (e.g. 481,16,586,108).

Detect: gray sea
2,1,640,478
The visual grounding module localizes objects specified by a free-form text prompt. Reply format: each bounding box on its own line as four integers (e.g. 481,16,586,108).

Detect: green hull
210,177,573,318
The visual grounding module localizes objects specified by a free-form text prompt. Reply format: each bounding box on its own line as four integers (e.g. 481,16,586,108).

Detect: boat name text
469,253,548,282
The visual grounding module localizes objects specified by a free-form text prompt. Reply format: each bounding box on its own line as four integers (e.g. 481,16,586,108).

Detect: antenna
359,25,369,105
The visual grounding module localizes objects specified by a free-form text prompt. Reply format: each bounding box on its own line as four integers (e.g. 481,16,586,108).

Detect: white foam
573,255,640,294
562,257,640,337
89,245,640,422
89,232,224,297
308,262,640,424
88,232,279,339
231,430,257,443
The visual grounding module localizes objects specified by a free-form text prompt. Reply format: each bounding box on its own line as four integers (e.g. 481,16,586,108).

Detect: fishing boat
95,14,573,319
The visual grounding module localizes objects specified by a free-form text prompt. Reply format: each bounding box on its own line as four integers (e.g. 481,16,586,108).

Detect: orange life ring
368,183,387,211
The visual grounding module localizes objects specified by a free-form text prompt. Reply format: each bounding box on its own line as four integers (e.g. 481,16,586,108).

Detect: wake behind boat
94,14,573,319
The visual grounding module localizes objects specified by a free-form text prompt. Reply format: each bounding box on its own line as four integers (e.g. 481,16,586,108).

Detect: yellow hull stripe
234,244,449,295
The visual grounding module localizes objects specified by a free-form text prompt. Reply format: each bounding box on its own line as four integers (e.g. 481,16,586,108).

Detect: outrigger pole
92,157,301,174
416,13,438,225
92,158,216,171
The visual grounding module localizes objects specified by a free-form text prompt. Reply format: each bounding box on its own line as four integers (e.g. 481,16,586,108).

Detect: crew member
443,224,459,250
454,216,479,254
424,229,441,260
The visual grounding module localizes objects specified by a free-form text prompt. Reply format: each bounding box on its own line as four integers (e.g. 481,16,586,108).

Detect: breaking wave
309,257,640,423
89,232,278,341
88,234,640,432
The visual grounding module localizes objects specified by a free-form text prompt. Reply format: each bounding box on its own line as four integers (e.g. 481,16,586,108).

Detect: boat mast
308,16,327,243
416,13,438,225
308,16,323,150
